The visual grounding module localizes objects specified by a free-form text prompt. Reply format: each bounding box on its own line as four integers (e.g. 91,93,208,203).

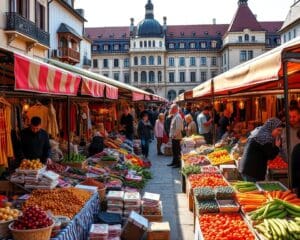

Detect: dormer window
124,44,129,50
103,44,109,51
92,45,98,51
190,42,196,49
251,36,256,42
169,43,175,49
200,42,206,48
179,42,185,48
114,44,119,50
245,34,249,42
180,32,184,36
211,41,217,48
238,36,243,42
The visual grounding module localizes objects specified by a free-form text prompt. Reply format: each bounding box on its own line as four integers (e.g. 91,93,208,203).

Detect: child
49,139,63,162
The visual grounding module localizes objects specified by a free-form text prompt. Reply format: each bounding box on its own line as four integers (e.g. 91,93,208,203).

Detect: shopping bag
162,132,169,144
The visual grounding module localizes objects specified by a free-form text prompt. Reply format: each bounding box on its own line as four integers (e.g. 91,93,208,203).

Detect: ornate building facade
86,0,283,101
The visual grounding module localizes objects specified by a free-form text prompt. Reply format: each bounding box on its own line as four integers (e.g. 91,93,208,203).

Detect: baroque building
86,0,283,101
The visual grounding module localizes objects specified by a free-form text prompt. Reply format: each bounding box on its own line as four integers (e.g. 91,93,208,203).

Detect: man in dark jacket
16,116,50,164
137,112,153,159
120,106,134,141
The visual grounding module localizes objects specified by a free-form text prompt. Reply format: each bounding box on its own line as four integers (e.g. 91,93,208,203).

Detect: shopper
154,113,165,155
291,129,300,197
238,118,283,182
217,110,231,141
197,106,213,144
15,116,51,164
184,114,197,137
164,110,173,137
167,104,184,168
88,131,104,157
137,112,153,160
120,106,134,141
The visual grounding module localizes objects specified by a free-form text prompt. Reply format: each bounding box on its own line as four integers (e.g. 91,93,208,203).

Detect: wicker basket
9,222,54,240
0,219,14,238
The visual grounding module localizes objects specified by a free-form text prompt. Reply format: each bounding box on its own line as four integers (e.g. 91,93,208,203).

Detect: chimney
212,18,216,25
163,16,167,32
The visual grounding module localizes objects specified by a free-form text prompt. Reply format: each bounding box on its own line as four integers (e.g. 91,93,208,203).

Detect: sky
74,0,294,27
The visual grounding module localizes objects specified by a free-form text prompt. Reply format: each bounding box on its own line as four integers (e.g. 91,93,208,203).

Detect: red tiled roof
85,27,130,40
259,21,283,33
166,24,229,38
228,3,263,32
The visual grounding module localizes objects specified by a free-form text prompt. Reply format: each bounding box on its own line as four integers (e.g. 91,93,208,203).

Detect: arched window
167,90,177,101
245,34,249,42
134,71,138,82
149,71,155,82
134,56,138,65
141,71,147,82
157,56,162,65
141,56,146,65
149,56,154,65
179,89,185,95
158,71,162,82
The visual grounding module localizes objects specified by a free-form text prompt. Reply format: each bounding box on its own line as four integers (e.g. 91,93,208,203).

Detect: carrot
283,193,297,201
281,190,292,199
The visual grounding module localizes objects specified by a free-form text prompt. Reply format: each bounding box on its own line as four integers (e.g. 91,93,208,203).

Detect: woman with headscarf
238,118,283,182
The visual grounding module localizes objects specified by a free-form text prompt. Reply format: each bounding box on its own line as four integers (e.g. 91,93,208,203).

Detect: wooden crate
143,215,163,222
147,231,170,240
147,222,170,240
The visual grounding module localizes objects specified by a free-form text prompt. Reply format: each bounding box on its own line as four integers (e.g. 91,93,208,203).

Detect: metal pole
283,61,292,189
211,79,215,145
67,96,71,162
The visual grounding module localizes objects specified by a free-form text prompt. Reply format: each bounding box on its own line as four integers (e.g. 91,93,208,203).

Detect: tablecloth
52,192,100,240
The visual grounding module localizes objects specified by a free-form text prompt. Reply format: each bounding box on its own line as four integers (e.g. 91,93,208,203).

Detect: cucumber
265,209,285,219
269,219,282,237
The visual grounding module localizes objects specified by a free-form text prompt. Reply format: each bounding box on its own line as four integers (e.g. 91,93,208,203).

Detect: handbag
162,132,169,144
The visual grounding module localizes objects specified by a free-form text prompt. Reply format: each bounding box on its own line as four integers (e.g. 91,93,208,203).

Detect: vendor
15,116,51,165
238,118,283,182
217,110,231,141
120,106,134,141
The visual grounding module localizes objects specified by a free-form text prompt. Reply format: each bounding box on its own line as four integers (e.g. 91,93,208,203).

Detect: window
134,71,138,82
113,59,119,67
134,57,138,65
159,41,162,47
103,45,109,51
153,40,156,47
148,41,151,47
141,71,147,82
289,31,292,41
157,56,162,65
167,90,177,101
211,71,217,78
113,73,119,81
190,42,196,49
179,57,185,66
124,73,130,83
190,57,196,66
223,53,227,65
103,73,109,77
103,59,108,68
35,2,45,30
248,50,253,60
266,38,270,45
179,43,185,49
92,45,97,51
200,57,207,66
149,71,155,83
294,29,297,38
169,43,175,49
245,34,249,42
14,0,29,18
158,71,162,82
124,44,129,50
169,57,175,66
180,72,185,82
240,50,247,62
238,36,243,42
93,59,98,68
251,36,256,42
200,42,206,48
211,41,217,48
200,71,207,82
141,56,146,65
140,41,143,48
190,72,196,82
114,44,119,50
124,58,129,68
144,41,147,47
149,56,154,65
284,34,287,43
169,72,175,82
211,57,217,66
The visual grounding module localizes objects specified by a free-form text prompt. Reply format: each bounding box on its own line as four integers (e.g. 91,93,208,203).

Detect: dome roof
137,18,163,37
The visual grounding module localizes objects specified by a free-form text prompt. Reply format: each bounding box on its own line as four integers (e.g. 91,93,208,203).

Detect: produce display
188,173,228,189
255,218,300,240
183,155,210,166
257,182,287,191
215,186,235,200
182,165,201,177
249,199,300,220
23,188,92,219
217,200,240,213
47,161,68,173
235,192,268,213
207,150,233,165
19,159,43,170
196,199,219,214
199,213,255,240
194,187,215,200
232,181,258,193
266,190,300,205
200,166,219,173
62,153,85,163
80,178,105,189
12,206,53,230
268,156,288,169
0,206,20,222
125,154,150,168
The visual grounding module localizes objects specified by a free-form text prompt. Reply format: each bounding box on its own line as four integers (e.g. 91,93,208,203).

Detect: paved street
143,141,194,240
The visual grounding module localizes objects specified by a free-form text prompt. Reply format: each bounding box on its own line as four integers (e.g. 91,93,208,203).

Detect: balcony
83,56,91,68
58,47,80,65
5,12,49,49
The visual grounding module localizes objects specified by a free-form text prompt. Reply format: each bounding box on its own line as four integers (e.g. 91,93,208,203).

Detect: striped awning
14,53,81,95
132,92,145,101
81,77,105,98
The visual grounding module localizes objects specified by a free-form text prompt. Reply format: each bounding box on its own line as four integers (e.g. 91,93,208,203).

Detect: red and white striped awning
14,53,81,95
81,77,105,98
132,92,145,101
105,84,118,100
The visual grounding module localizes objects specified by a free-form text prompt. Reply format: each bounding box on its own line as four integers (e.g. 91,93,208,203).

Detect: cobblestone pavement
143,141,194,240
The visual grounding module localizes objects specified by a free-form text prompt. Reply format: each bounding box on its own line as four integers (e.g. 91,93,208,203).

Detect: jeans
172,139,181,165
141,138,150,158
156,137,163,154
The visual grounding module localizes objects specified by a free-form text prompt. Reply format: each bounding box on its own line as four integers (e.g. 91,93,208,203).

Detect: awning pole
67,96,71,162
211,79,215,145
283,60,292,189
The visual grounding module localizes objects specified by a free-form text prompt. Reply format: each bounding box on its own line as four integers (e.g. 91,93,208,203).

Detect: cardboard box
121,211,148,240
147,222,170,240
